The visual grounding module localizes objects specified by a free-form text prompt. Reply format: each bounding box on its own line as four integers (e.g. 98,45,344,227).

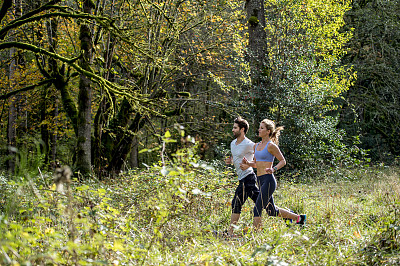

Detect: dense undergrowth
1,139,399,265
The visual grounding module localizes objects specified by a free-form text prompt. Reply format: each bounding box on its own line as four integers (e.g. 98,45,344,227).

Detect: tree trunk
246,0,267,83
93,32,116,175
246,0,268,122
6,0,23,174
46,18,59,169
51,95,58,169
129,136,139,168
76,0,94,176
107,113,146,174
7,89,17,173
40,84,50,166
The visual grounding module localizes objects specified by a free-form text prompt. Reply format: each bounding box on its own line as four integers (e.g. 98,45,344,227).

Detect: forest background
0,0,399,176
0,0,399,265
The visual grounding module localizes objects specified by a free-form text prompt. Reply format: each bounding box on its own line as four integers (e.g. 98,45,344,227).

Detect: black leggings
231,173,259,214
254,174,279,217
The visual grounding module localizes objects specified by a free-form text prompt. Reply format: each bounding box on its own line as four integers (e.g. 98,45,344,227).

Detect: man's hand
240,163,249,170
240,157,250,170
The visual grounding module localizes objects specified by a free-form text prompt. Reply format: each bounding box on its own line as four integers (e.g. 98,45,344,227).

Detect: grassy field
1,163,399,265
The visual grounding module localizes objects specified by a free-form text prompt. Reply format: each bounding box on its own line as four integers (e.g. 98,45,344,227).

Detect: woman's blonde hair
261,119,284,145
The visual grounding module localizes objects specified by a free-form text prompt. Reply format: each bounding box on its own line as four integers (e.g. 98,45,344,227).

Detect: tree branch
34,54,52,79
0,10,113,40
0,41,156,111
0,41,82,63
0,1,62,39
0,0,12,24
16,1,62,21
0,78,55,100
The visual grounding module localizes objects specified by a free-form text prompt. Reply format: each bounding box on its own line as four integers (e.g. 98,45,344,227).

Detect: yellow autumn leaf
45,228,55,235
113,240,124,251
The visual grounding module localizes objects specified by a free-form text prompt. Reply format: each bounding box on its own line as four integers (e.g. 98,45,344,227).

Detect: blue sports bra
254,141,275,162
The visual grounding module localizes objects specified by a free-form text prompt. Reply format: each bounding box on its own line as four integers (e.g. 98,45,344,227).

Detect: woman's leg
277,208,299,220
253,174,277,228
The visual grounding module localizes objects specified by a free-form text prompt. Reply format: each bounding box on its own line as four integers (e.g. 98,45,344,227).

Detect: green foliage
281,116,369,177
359,174,400,264
339,0,400,163
1,127,399,264
13,139,45,178
240,0,361,174
248,16,259,26
1,152,399,264
0,0,248,175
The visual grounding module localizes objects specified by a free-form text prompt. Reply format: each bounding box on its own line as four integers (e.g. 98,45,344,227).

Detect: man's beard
233,131,240,138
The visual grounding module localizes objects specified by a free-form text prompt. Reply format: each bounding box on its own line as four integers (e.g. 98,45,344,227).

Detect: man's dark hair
234,117,249,134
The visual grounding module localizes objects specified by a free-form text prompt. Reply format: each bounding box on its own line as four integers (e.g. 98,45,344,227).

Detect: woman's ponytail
271,126,284,145
261,119,284,145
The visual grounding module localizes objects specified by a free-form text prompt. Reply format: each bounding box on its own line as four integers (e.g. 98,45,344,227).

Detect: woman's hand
265,167,274,174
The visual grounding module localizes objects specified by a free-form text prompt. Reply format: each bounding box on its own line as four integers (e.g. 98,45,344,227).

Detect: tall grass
1,155,399,264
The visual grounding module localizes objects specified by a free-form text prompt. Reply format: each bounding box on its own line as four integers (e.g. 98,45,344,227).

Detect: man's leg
247,174,261,231
253,216,262,230
229,181,246,235
228,213,240,235
248,174,260,204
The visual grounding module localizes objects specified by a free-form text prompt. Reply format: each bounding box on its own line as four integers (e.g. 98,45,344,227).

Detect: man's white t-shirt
230,137,255,180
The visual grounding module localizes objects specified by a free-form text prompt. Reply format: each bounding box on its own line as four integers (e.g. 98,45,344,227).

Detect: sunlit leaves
265,0,354,111
240,0,360,170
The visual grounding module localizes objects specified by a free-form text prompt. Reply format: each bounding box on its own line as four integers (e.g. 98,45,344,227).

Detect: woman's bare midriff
256,161,273,176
